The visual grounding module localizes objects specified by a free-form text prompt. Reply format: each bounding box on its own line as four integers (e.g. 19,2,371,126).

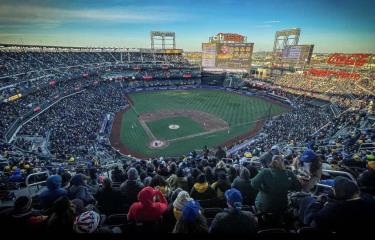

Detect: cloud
0,3,191,28
264,20,280,24
254,25,273,28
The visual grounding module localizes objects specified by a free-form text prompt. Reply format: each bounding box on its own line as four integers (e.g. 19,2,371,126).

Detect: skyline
0,0,374,53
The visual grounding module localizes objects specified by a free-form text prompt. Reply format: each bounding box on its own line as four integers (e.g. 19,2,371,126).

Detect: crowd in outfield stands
0,49,375,235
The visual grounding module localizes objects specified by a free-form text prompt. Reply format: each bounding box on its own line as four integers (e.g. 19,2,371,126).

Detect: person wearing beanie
210,188,258,234
3,196,46,233
190,174,216,202
143,176,153,186
175,168,189,191
259,145,280,168
39,175,68,210
73,210,112,234
127,186,168,222
307,176,375,233
120,168,144,206
160,188,183,233
251,155,301,215
172,200,208,233
111,166,126,183
67,174,95,206
94,178,122,216
231,168,258,206
173,191,192,220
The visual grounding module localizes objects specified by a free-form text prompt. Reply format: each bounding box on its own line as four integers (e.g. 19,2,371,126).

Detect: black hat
197,174,206,183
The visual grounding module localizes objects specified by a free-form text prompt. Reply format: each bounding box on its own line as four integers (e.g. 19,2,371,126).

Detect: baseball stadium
0,0,374,238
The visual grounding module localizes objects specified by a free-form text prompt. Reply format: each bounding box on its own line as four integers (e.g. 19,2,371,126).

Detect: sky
0,0,374,53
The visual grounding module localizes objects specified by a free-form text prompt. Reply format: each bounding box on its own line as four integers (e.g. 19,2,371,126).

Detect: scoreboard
202,43,217,67
281,45,314,65
215,43,253,69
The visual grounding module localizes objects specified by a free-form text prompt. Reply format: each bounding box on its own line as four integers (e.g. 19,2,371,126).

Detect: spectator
231,167,258,206
111,166,126,183
309,176,375,233
215,146,226,160
127,186,168,222
358,170,375,198
172,200,209,234
175,168,189,191
173,190,192,221
39,175,68,210
61,172,72,190
210,188,258,234
295,149,323,192
45,196,75,234
120,167,144,205
211,173,231,201
94,178,122,215
251,155,301,214
190,174,216,201
151,174,171,197
67,174,95,205
9,168,24,183
2,196,46,233
73,210,113,234
259,145,280,168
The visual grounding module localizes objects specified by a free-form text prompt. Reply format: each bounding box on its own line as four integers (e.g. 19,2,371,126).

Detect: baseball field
110,89,290,157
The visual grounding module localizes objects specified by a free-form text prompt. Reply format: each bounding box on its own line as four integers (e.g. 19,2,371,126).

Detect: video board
281,45,314,64
215,43,253,69
202,43,217,67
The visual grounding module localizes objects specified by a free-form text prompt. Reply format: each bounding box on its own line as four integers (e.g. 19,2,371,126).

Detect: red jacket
127,187,168,222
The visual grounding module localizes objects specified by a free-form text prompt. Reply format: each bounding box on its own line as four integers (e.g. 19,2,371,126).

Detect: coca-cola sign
327,53,370,67
304,68,360,79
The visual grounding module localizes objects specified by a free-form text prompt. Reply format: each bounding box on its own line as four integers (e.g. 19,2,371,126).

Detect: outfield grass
146,116,205,140
120,89,289,157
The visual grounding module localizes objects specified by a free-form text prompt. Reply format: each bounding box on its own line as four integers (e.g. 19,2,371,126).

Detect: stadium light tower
272,28,301,64
150,31,176,49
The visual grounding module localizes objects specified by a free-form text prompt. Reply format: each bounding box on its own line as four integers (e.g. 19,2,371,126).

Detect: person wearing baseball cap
209,188,258,234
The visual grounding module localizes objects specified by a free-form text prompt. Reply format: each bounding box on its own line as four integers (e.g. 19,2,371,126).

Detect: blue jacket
39,175,67,209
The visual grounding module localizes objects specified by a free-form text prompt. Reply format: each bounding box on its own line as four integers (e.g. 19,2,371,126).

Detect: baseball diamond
110,89,290,157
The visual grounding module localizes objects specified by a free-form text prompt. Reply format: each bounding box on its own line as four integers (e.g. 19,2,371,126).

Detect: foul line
167,126,229,143
138,118,157,141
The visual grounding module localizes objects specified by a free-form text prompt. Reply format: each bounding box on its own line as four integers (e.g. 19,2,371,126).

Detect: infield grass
146,116,205,140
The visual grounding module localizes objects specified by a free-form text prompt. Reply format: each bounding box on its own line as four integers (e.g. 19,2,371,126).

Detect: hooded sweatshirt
67,174,95,205
39,175,67,209
190,182,216,201
127,187,168,222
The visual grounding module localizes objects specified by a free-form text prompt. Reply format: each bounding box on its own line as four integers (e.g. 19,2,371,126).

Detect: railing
322,169,356,182
25,171,50,196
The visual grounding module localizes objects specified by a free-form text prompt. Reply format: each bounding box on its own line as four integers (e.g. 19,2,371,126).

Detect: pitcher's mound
149,140,168,149
169,124,180,130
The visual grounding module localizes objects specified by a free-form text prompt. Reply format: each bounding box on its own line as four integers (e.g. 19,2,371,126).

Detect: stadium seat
105,214,128,226
202,208,223,218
